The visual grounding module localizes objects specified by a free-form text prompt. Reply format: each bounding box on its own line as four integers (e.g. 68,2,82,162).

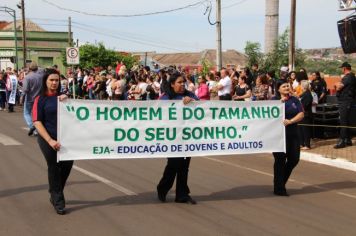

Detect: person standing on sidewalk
20,62,43,136
216,68,232,100
6,68,18,113
334,62,356,149
0,72,6,111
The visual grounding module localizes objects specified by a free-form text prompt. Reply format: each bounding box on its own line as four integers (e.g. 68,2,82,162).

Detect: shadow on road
66,181,356,213
0,181,97,198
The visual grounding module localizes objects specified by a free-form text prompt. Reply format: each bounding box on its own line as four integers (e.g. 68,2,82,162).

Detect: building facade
0,20,70,72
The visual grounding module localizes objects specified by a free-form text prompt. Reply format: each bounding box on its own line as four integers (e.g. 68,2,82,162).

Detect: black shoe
50,195,66,215
175,196,197,205
273,190,289,197
28,127,35,136
334,140,347,149
157,187,167,202
345,139,353,146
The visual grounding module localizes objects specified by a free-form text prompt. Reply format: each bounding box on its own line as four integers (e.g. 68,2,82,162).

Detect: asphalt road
1,108,356,236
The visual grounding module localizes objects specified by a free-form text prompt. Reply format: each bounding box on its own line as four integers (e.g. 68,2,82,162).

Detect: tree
200,59,212,77
244,41,263,67
244,29,306,76
61,43,138,69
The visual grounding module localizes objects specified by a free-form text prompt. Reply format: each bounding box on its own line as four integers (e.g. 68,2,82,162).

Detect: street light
17,0,26,68
0,6,19,71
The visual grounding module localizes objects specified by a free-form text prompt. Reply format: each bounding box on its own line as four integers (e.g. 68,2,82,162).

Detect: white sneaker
0,108,2,111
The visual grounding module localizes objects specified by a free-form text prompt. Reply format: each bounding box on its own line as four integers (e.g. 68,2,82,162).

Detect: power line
222,0,249,9
26,17,68,22
71,21,208,50
41,0,208,17
72,25,186,52
12,17,206,50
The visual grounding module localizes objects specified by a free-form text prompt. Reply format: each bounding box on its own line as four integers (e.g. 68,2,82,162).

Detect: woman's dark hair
267,70,275,78
207,72,214,81
314,71,321,80
296,71,308,83
239,75,247,83
288,71,296,78
274,79,289,99
299,68,307,74
244,67,252,78
40,68,61,96
186,74,194,83
258,73,268,85
166,72,189,99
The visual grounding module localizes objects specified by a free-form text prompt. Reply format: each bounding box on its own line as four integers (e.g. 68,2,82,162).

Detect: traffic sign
66,47,80,65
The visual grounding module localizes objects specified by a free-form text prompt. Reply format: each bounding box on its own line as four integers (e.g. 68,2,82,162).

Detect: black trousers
38,136,73,206
299,116,311,148
219,94,232,100
157,157,191,199
273,128,300,191
339,101,352,140
0,91,6,109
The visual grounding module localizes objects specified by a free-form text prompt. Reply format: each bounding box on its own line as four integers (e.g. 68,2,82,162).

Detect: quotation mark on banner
65,105,90,121
242,126,248,131
66,105,75,112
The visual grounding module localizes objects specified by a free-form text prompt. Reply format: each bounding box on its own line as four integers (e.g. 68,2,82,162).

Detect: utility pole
68,16,72,46
13,11,19,71
265,0,279,54
216,0,222,71
68,16,76,99
20,0,27,68
289,0,296,71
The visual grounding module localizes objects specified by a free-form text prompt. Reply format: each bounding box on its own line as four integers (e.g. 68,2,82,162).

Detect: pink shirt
196,83,210,100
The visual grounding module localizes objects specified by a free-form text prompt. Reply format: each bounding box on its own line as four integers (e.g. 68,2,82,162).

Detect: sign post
66,47,80,99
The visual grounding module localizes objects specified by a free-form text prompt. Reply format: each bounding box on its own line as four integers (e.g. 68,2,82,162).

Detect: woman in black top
310,71,327,104
157,72,198,205
272,80,304,196
33,69,73,215
232,76,251,101
299,80,313,149
0,72,6,110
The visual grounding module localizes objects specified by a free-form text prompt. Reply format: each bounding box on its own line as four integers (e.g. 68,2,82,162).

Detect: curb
301,151,356,172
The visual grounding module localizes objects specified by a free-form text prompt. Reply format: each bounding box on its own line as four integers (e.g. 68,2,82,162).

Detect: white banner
58,100,285,161
8,75,17,105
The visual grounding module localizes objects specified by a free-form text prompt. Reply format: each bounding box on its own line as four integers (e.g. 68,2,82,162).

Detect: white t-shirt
218,76,232,96
311,91,318,113
138,82,148,95
207,80,217,90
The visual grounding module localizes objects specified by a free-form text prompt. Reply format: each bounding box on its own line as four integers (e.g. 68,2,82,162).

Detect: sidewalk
300,138,356,172
304,138,356,163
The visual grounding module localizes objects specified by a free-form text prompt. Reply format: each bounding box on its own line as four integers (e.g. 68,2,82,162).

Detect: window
38,57,53,68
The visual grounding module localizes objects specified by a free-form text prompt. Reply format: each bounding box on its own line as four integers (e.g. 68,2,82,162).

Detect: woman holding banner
272,80,304,196
157,72,198,205
33,69,73,215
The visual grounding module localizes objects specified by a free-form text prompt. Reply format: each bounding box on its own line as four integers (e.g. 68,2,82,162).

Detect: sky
0,0,352,53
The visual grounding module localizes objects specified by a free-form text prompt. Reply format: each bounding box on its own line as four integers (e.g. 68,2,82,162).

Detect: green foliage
61,43,138,69
244,41,263,67
303,59,341,75
200,59,212,77
244,29,306,76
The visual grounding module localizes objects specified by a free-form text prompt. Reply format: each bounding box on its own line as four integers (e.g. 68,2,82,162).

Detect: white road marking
73,165,137,196
22,127,29,131
205,157,356,200
0,133,22,146
205,157,273,177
